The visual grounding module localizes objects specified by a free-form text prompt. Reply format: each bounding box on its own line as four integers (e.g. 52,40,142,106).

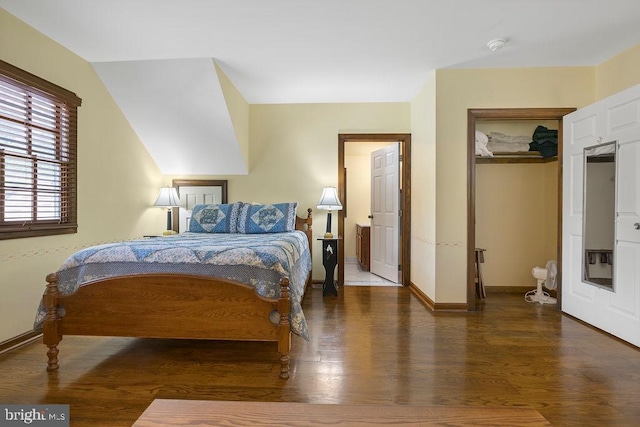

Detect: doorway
337,133,411,287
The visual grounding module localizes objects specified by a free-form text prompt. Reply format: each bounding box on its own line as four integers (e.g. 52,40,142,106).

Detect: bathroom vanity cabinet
356,224,370,271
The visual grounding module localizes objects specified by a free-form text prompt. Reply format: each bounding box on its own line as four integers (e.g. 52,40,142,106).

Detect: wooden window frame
0,60,82,240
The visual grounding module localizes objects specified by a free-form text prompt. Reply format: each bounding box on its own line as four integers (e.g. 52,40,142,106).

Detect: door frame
466,108,574,310
338,133,411,286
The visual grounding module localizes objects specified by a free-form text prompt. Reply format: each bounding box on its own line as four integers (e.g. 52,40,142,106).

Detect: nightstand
318,237,341,297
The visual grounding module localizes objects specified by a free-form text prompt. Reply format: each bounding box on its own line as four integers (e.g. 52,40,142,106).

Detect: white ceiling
3,0,640,174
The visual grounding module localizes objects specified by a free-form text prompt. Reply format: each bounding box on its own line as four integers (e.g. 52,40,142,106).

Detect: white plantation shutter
0,60,81,240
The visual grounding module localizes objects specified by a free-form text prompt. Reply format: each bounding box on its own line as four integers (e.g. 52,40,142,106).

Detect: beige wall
475,162,557,288
542,161,559,265
410,72,437,297
428,67,595,303
344,149,372,258
0,10,166,342
168,102,411,280
596,43,640,100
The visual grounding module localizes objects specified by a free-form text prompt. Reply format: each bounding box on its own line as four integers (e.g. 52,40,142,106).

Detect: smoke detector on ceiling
486,38,508,52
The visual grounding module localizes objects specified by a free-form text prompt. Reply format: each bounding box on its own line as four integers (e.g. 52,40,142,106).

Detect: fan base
525,280,557,305
525,290,557,305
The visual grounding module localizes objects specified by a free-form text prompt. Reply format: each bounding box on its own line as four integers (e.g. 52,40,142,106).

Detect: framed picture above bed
172,179,228,232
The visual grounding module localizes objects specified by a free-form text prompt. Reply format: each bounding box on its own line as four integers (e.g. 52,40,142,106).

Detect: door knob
368,215,373,219
635,223,640,230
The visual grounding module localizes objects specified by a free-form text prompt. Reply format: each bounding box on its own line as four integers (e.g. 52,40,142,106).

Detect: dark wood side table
318,237,341,297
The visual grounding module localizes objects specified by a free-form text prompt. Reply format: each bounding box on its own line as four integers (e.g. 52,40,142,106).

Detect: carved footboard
42,273,293,379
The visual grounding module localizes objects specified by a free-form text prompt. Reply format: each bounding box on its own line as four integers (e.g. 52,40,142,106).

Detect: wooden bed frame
42,208,312,380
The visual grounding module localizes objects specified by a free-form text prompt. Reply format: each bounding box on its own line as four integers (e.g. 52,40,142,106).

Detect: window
0,60,81,240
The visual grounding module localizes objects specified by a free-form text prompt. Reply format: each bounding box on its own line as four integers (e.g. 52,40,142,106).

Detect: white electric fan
525,260,557,305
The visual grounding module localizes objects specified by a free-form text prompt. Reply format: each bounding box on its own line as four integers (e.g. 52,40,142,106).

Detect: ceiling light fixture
486,38,507,52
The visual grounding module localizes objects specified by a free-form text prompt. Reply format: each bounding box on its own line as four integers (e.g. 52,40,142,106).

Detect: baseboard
485,286,532,294
409,282,434,309
484,286,558,298
0,330,41,355
409,282,468,311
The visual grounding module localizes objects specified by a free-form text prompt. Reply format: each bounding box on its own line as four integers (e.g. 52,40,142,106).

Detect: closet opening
466,108,575,311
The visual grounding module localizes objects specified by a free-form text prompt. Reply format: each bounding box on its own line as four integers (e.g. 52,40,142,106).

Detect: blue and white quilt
34,231,312,339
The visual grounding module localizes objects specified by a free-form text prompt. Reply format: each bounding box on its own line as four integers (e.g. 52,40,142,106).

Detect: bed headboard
296,208,313,252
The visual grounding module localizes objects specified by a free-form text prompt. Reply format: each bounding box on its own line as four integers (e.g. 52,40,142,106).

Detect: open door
370,143,400,283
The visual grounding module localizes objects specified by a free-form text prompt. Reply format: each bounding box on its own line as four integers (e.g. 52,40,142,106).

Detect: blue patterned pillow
237,202,298,234
189,202,243,233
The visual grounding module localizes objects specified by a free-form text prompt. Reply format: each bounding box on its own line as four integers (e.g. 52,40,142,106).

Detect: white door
563,83,640,347
370,143,400,283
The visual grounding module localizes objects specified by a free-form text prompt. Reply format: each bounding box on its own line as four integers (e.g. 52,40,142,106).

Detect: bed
36,203,312,379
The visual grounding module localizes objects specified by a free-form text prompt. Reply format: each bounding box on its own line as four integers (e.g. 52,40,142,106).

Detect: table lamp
316,186,343,238
154,186,181,235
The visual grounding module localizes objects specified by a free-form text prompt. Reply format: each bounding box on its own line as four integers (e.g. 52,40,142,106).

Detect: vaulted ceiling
2,0,640,174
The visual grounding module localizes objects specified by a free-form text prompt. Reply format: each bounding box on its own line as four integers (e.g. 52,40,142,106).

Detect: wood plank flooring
1,287,640,426
133,399,552,426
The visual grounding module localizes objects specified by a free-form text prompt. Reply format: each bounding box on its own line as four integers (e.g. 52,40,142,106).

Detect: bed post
297,208,313,288
295,208,313,248
43,273,62,372
277,277,291,379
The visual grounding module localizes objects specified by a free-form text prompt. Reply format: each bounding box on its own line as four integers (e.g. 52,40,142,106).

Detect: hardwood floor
2,287,640,426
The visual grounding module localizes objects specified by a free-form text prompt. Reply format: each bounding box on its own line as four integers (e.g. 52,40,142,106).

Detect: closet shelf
476,151,557,164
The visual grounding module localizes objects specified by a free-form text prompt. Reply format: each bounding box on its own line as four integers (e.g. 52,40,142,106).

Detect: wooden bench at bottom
133,399,551,426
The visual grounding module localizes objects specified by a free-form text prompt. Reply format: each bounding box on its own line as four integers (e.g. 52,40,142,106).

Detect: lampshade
154,187,181,234
153,187,181,208
316,186,343,211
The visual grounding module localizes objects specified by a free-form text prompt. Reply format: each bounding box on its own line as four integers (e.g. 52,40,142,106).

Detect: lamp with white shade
316,186,343,238
154,186,181,235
